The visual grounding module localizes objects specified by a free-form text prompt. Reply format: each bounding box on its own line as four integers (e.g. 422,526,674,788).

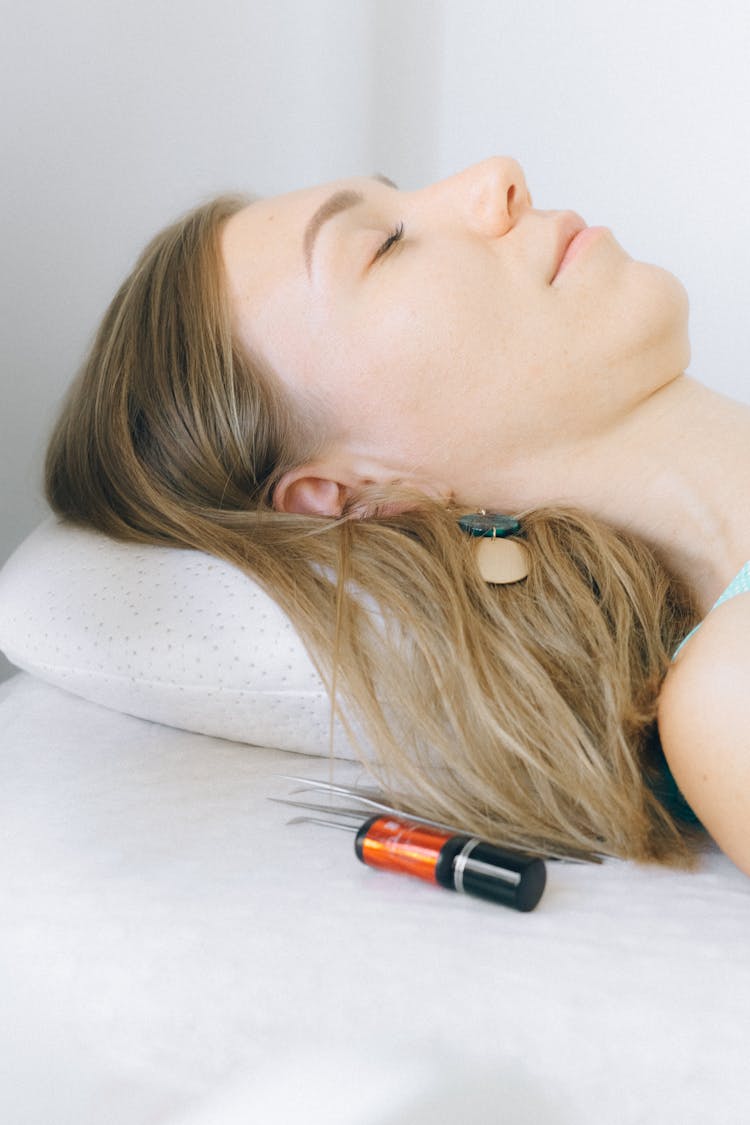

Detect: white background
2,0,750,683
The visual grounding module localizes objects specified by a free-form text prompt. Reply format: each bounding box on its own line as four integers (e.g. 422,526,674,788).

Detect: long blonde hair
45,195,703,866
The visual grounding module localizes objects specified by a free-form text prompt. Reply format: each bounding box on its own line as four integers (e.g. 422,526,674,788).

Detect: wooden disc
475,538,529,584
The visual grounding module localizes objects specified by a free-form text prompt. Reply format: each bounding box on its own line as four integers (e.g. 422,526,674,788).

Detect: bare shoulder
658,595,750,873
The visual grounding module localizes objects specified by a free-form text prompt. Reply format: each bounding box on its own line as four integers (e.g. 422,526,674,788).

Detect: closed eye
372,221,405,263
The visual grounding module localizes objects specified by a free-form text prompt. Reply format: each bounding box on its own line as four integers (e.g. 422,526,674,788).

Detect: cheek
351,281,497,393
350,284,564,446
248,299,362,423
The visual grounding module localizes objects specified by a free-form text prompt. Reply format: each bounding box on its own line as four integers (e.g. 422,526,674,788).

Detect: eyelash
373,221,405,263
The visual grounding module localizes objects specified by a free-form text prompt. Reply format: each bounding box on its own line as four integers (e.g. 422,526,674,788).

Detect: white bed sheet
2,671,749,1124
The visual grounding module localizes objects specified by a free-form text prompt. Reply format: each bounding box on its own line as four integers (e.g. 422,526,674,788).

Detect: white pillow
0,517,356,758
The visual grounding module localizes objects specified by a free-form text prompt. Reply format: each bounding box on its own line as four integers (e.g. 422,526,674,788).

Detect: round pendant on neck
458,512,529,585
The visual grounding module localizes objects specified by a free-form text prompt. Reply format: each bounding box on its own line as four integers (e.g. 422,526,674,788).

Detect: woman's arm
658,596,750,875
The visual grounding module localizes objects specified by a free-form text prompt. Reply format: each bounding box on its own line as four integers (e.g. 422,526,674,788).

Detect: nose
424,156,531,238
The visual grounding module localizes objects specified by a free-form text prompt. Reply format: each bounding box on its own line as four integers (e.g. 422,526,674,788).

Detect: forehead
221,183,319,303
220,175,384,306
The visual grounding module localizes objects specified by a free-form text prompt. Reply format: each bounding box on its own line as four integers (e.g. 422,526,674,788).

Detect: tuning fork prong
285,815,359,833
272,777,466,834
274,774,383,795
269,796,370,819
289,786,398,815
276,775,385,803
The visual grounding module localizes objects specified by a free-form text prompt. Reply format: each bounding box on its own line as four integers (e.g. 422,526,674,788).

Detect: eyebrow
303,174,398,276
303,189,363,275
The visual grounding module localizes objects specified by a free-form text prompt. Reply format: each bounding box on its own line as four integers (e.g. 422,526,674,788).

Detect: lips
550,213,588,283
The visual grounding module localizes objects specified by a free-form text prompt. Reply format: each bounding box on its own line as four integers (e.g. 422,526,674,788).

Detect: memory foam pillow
0,517,356,758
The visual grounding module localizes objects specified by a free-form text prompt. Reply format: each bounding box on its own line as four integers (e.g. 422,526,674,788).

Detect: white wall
1,0,374,529
2,0,750,684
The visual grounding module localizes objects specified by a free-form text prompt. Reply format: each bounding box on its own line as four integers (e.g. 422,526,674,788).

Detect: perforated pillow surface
0,518,356,758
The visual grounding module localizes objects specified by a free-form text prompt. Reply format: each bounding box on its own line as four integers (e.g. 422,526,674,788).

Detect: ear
272,465,350,517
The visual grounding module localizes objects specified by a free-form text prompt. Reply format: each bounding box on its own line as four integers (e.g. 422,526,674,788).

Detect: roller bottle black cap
436,835,546,912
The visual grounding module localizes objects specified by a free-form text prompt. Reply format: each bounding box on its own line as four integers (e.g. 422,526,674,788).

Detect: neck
489,376,750,614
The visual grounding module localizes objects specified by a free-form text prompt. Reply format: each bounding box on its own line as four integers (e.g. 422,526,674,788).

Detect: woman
44,157,750,872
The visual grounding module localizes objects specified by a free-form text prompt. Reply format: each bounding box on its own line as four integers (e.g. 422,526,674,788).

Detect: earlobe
272,471,346,518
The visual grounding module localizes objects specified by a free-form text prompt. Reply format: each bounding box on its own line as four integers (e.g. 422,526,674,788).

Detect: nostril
507,184,516,210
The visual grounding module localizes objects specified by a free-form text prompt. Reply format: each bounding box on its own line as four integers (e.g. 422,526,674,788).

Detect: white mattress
2,671,750,1124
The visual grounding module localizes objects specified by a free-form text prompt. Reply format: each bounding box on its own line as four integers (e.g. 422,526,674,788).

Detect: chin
658,266,690,370
660,262,689,316
631,259,690,371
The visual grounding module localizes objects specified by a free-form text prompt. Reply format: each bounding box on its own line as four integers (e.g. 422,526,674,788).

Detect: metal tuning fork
269,774,549,913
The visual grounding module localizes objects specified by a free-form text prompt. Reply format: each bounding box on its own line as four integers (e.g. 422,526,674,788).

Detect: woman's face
221,157,689,513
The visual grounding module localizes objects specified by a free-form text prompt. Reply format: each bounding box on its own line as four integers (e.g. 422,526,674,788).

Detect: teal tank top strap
711,559,750,608
659,561,750,826
672,560,750,660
